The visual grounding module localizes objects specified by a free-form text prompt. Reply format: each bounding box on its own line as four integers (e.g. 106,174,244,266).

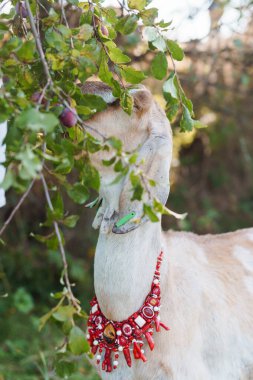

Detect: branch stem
24,0,52,85
40,173,80,311
0,178,35,237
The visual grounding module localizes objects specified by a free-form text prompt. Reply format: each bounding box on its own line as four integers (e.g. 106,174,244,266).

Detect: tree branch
0,178,36,237
24,0,52,85
40,173,81,312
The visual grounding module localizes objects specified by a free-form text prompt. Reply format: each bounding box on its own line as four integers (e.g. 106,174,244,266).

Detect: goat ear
130,87,152,112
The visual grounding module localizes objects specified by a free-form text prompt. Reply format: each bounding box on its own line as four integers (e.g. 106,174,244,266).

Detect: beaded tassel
87,251,170,372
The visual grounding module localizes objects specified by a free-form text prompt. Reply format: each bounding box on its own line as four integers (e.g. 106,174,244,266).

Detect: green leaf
114,159,125,172
128,0,146,11
180,105,194,132
75,24,93,41
67,183,89,204
39,297,64,331
106,45,131,64
99,52,113,85
62,215,79,228
102,157,116,166
39,309,55,331
143,26,159,42
15,109,59,133
116,15,138,35
143,204,159,222
140,8,158,25
57,24,72,37
16,147,42,180
0,169,15,191
108,137,122,151
13,288,34,314
82,163,100,192
56,360,76,378
80,93,107,112
165,97,180,122
16,40,36,62
181,92,193,115
130,172,143,200
192,120,208,129
53,305,76,322
69,326,89,355
120,91,133,115
45,28,66,51
163,72,178,99
152,36,167,52
120,66,146,84
151,52,168,80
180,105,207,132
167,40,184,61
51,192,64,218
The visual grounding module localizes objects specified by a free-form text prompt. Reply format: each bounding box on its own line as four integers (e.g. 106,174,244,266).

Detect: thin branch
0,178,36,237
24,0,52,85
60,0,74,49
40,173,81,311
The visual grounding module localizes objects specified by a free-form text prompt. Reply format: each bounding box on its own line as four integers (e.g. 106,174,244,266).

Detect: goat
82,81,253,380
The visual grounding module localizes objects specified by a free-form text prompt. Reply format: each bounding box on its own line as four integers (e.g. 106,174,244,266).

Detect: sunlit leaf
167,40,184,61
151,52,168,80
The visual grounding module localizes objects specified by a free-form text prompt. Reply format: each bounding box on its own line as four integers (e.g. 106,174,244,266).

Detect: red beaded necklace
87,251,170,373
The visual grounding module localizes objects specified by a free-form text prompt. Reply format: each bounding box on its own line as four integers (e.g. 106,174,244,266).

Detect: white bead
154,306,159,312
141,349,145,354
113,361,119,366
86,334,90,339
118,346,123,352
97,355,101,360
116,330,122,336
154,279,159,285
91,304,98,314
98,324,102,330
93,340,99,346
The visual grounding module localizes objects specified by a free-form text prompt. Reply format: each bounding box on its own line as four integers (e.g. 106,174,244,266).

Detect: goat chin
83,82,253,380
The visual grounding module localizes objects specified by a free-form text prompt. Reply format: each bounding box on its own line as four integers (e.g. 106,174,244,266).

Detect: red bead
86,250,169,372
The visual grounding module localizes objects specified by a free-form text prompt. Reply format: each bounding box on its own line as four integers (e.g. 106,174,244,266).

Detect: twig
24,0,52,85
40,173,81,312
60,0,74,49
0,178,36,237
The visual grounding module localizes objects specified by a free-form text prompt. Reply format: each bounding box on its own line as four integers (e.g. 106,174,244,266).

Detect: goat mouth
112,216,148,234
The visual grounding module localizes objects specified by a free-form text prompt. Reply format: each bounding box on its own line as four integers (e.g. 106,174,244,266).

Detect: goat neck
94,220,162,322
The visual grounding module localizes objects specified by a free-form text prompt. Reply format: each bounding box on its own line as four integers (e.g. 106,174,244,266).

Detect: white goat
83,81,253,380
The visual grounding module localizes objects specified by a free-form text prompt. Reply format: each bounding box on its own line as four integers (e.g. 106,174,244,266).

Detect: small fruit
15,1,28,18
31,91,46,105
100,25,109,37
59,107,78,128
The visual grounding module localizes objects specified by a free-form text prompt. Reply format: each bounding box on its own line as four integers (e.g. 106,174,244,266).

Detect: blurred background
1,0,253,378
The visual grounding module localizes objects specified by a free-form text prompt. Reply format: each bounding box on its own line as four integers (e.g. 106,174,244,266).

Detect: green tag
115,212,136,228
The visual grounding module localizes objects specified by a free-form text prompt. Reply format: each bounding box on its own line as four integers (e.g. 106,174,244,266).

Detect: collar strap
87,251,170,372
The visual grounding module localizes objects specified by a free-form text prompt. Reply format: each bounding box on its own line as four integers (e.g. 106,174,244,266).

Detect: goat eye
133,103,141,111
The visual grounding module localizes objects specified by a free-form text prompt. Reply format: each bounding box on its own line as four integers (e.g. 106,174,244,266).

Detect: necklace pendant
87,251,170,372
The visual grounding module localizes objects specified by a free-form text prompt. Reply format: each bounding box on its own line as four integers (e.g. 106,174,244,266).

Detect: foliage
3,0,252,380
0,0,214,377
